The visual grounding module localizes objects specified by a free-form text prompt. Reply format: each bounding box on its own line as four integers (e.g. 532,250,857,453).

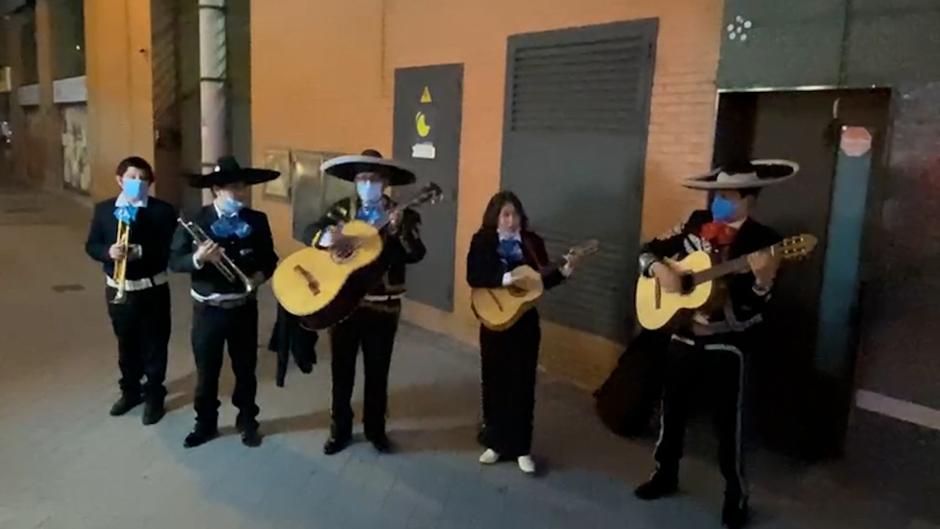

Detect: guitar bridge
293,265,321,295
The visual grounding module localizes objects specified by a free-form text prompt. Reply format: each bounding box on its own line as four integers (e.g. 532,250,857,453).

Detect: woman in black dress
466,191,574,474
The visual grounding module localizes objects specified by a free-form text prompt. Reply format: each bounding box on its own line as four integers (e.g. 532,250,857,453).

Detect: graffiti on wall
61,105,89,192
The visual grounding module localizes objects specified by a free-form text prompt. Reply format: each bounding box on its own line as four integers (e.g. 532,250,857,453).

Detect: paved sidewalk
0,182,937,529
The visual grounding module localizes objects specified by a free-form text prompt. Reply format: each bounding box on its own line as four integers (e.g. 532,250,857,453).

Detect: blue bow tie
113,205,139,224
356,203,388,226
211,215,252,239
497,238,524,265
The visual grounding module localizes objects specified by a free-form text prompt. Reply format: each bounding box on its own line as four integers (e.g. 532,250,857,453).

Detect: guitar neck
690,245,775,285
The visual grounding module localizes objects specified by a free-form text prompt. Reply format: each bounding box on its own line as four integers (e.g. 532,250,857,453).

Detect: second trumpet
177,216,255,294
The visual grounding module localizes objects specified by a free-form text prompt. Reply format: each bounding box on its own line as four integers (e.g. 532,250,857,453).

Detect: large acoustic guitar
471,240,599,331
635,234,817,330
273,183,443,329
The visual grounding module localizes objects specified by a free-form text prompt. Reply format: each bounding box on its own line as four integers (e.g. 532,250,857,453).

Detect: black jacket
639,209,781,330
302,196,425,297
85,197,177,280
169,205,279,296
466,229,565,291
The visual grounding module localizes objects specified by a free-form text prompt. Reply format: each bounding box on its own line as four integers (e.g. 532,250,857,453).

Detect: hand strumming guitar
650,261,684,294
747,250,780,288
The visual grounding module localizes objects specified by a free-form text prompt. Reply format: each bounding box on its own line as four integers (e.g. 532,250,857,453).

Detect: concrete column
199,0,227,204
35,0,63,189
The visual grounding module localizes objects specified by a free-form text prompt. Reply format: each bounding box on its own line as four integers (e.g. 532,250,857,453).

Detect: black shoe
142,401,165,426
109,394,144,416
323,435,351,455
722,493,749,529
367,432,393,453
240,428,263,447
183,427,219,448
634,471,679,500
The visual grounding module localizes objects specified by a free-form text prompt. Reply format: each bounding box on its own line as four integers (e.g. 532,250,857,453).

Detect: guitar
635,234,817,330
272,183,443,329
471,239,599,331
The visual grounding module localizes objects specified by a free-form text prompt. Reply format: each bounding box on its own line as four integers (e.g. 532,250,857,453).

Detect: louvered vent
509,36,647,133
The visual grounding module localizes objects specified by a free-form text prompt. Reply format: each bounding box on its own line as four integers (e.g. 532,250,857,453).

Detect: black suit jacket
640,209,782,327
84,197,178,280
466,229,565,291
302,196,425,297
169,205,279,296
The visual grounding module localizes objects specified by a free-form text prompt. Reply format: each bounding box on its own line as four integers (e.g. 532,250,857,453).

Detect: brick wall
251,0,724,389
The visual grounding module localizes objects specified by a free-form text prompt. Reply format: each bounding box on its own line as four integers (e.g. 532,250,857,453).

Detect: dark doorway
713,88,891,459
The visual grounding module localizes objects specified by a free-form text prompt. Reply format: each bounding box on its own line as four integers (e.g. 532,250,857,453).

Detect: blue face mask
356,181,384,203
218,194,244,216
711,195,738,222
122,178,148,201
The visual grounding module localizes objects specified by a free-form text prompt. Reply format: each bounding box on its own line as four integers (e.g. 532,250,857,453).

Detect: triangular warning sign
420,86,432,104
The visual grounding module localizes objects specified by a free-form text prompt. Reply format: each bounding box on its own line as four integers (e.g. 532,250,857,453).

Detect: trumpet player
169,156,279,448
84,156,177,425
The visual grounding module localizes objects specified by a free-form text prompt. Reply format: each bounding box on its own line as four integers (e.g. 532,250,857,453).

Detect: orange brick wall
251,0,723,388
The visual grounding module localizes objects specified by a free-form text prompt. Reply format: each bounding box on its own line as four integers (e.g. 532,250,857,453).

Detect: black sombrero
320,149,416,187
682,159,799,190
188,155,280,188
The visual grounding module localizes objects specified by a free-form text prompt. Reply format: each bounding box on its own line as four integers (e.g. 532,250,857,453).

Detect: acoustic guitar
273,183,443,329
635,234,817,330
471,240,599,331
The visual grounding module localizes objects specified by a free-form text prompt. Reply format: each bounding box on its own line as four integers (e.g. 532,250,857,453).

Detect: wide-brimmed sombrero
188,155,280,188
682,159,799,190
321,149,416,186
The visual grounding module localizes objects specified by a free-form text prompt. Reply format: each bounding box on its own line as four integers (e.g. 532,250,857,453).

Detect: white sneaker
517,455,537,474
479,449,500,464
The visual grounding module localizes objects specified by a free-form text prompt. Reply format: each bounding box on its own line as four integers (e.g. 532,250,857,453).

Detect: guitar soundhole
507,286,526,298
330,249,356,264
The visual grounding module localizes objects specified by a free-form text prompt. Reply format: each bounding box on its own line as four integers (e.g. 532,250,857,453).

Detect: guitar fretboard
690,243,779,285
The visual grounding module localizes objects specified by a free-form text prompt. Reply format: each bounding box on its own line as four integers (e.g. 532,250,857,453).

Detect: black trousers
478,309,540,458
328,302,400,438
654,334,749,497
191,300,260,431
105,284,171,402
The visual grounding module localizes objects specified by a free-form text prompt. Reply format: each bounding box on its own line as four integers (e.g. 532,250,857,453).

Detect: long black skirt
478,308,540,458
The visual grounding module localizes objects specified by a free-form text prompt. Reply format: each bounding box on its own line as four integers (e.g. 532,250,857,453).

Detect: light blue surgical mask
356,181,384,203
122,178,148,202
218,194,244,216
711,195,738,222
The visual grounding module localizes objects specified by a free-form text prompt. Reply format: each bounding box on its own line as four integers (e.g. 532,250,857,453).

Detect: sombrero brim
682,160,799,190
321,155,416,186
188,168,280,189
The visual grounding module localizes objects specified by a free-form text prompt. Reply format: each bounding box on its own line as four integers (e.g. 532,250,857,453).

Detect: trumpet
177,216,255,294
110,220,131,304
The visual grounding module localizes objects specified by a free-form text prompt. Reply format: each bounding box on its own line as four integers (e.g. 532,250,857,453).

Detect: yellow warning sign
420,86,432,104
415,112,431,138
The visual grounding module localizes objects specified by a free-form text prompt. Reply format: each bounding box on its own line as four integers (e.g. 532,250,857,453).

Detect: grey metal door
499,20,658,342
392,64,463,312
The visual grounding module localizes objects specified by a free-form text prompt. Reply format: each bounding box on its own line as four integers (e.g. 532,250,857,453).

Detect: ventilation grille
509,36,648,133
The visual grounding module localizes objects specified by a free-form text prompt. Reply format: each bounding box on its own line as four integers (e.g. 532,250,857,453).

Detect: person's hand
387,210,403,235
508,268,541,291
108,243,126,261
331,235,358,260
194,240,223,265
748,251,780,287
651,261,683,294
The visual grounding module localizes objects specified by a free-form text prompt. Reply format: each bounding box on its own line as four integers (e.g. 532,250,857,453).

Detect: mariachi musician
169,156,279,448
85,156,177,426
633,160,797,529
302,149,426,455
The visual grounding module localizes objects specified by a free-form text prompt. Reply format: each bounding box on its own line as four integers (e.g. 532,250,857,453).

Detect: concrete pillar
35,0,63,189
199,0,227,205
